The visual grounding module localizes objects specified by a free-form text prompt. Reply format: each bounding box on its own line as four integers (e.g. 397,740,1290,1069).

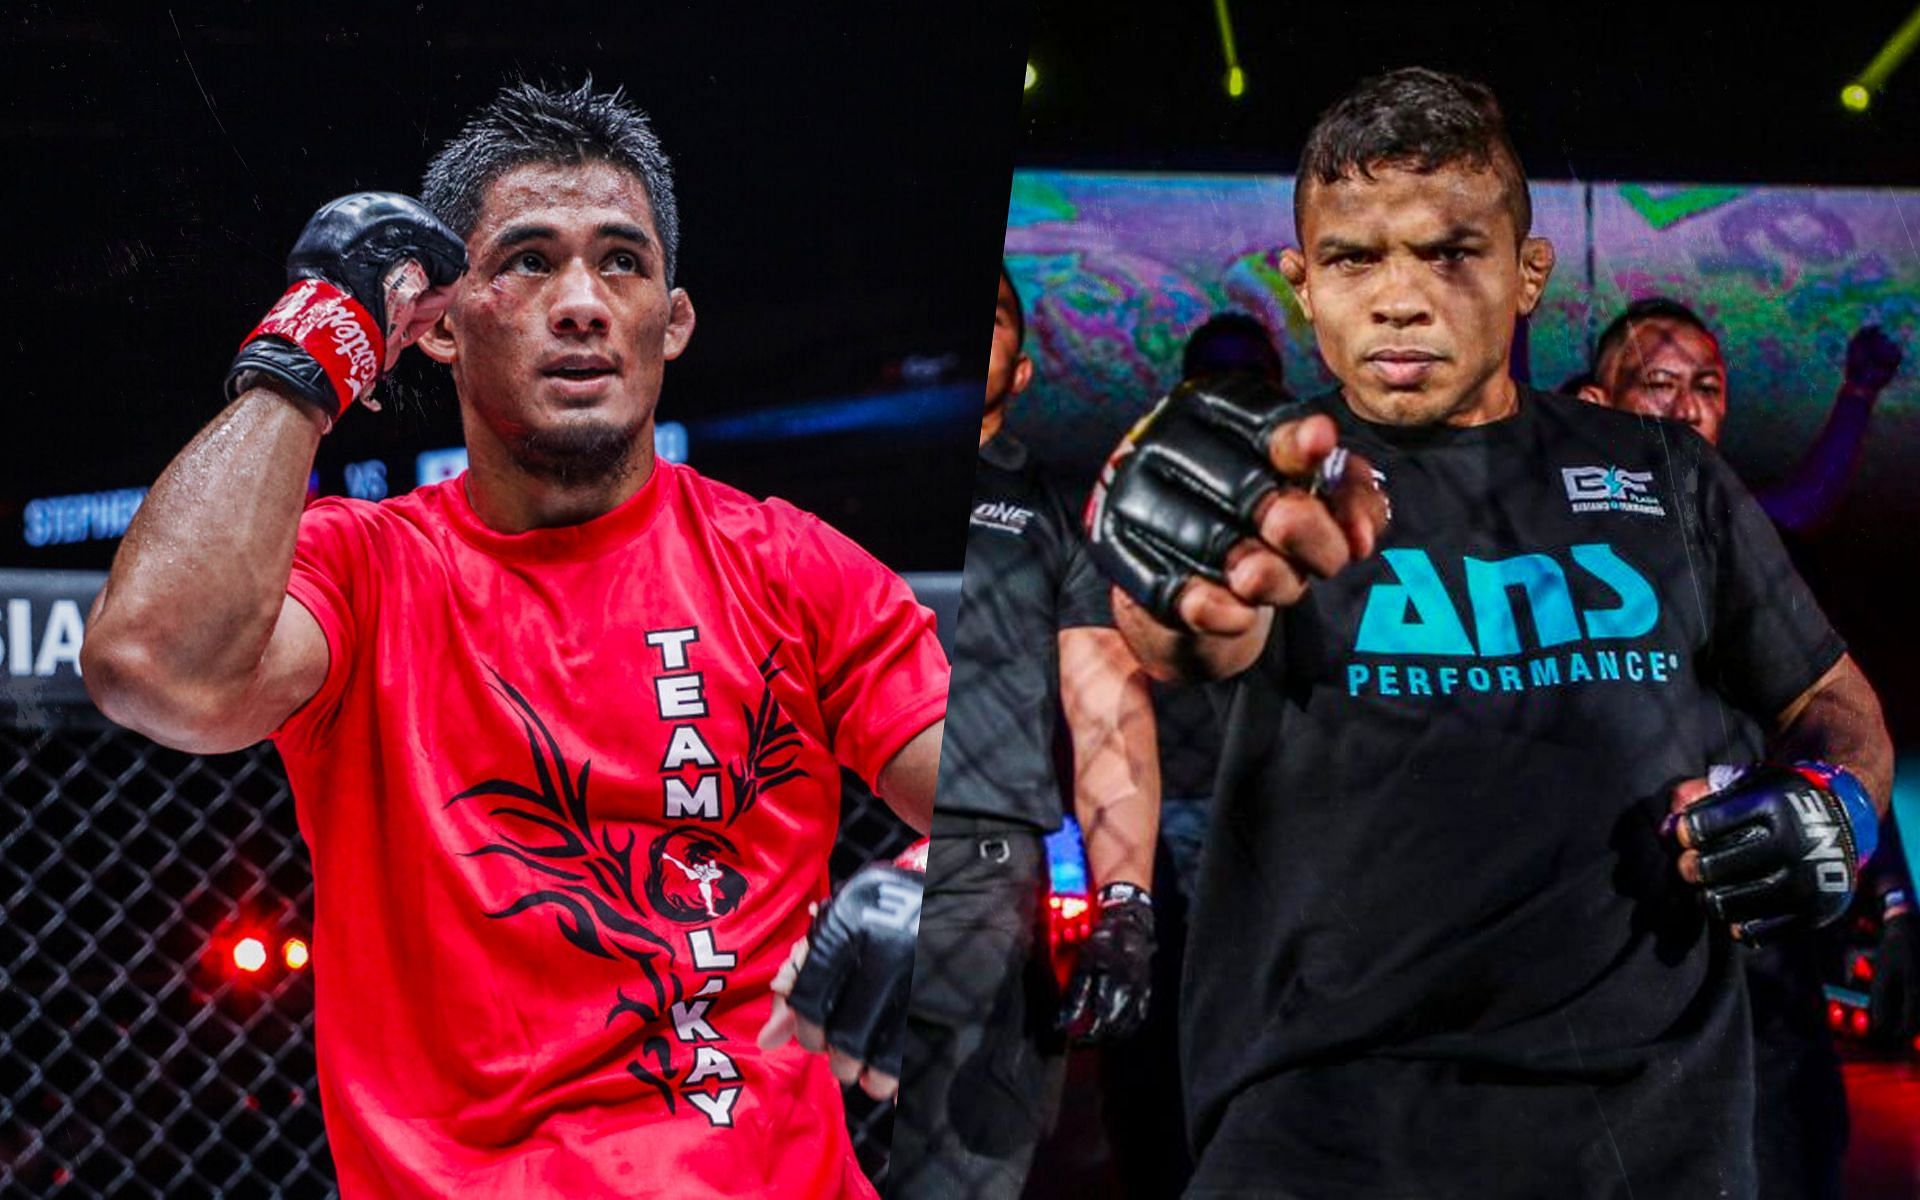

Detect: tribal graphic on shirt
445,643,806,1127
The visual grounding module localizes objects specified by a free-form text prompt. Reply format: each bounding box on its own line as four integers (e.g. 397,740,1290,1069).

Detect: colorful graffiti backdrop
1004,172,1920,510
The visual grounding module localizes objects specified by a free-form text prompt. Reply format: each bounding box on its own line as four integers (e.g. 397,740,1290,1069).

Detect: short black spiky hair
422,77,681,286
1591,296,1715,378
1295,67,1531,243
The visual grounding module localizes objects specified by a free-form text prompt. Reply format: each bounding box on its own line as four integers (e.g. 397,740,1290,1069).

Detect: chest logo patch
971,500,1035,535
1562,465,1664,516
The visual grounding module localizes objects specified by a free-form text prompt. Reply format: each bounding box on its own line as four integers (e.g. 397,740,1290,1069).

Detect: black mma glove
1084,375,1317,628
1674,761,1879,944
1060,881,1155,1043
785,860,923,1079
227,192,467,423
1869,889,1919,1047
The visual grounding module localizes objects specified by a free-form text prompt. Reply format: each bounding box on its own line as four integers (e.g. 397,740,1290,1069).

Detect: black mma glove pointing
1085,374,1387,631
759,858,922,1100
1670,761,1879,944
228,192,468,424
1060,882,1155,1043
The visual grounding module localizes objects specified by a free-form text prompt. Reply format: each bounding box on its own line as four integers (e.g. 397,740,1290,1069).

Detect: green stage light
1025,61,1038,92
1842,82,1871,111
1227,65,1246,98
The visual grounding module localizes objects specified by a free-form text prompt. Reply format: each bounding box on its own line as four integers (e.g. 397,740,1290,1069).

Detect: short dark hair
422,78,681,286
1591,297,1714,379
1295,67,1531,241
1182,311,1284,382
998,263,1026,346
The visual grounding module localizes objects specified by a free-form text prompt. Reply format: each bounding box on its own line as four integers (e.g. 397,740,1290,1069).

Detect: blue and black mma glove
1084,375,1317,629
1675,761,1878,944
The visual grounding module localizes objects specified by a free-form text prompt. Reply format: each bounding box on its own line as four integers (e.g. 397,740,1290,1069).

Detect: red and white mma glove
1674,761,1879,944
226,193,467,426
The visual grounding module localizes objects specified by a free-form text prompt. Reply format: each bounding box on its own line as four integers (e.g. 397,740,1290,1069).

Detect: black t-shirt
934,432,1112,832
1183,389,1844,1195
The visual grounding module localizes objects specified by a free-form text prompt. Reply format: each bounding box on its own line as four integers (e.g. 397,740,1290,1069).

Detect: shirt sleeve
1694,437,1846,720
273,497,377,754
785,512,949,788
1050,476,1114,631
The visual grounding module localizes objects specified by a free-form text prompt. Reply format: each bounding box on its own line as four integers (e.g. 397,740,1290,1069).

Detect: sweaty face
435,159,692,485
1285,163,1550,427
1600,317,1728,445
984,275,1030,426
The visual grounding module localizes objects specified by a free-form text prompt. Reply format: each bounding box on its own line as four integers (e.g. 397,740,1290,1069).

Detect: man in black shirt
889,268,1160,1199
1088,68,1892,1196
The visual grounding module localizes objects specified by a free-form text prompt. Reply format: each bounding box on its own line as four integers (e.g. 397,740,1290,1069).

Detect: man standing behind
891,266,1160,1199
1088,68,1891,1195
82,80,944,1199
1584,296,1916,1198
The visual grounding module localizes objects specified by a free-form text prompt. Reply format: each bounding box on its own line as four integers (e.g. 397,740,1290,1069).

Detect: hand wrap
1084,375,1315,628
227,192,467,422
785,859,923,1078
1059,881,1155,1043
1677,761,1877,943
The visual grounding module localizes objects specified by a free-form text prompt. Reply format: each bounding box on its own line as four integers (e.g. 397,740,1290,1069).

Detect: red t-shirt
273,461,947,1199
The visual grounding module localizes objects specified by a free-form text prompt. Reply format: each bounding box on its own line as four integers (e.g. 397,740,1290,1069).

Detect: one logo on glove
647,827,749,922
1788,766,1855,895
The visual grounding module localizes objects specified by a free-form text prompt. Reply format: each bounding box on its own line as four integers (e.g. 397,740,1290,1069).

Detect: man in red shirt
81,80,946,1198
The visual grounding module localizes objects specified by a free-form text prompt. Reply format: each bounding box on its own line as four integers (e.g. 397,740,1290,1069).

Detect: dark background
1018,1,1920,184
0,0,1028,572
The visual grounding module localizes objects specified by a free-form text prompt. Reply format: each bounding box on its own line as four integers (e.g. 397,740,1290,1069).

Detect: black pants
890,825,1066,1200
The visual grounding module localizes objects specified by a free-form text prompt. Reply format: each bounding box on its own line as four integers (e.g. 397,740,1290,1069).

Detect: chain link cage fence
0,569,953,1198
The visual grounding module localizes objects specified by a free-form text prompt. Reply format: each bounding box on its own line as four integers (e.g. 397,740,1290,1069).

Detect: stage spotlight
233,937,267,973
283,938,310,970
1214,0,1243,101
1024,62,1038,92
1846,6,1920,109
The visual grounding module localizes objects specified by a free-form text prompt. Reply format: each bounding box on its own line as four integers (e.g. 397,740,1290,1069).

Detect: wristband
236,278,386,416
1791,761,1878,867
1097,881,1152,909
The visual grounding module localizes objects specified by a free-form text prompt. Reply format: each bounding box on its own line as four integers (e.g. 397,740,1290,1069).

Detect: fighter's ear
1280,247,1312,321
664,288,696,360
1011,353,1033,397
1517,237,1556,317
416,312,457,364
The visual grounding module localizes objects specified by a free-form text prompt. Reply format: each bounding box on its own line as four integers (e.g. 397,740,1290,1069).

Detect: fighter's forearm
1062,626,1161,890
1112,586,1269,683
83,386,324,721
1769,653,1893,816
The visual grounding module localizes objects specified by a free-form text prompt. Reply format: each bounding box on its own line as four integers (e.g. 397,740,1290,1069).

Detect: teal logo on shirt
1346,544,1678,698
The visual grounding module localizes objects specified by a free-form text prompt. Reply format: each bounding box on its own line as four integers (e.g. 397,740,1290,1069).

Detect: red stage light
1853,954,1875,982
1850,1008,1871,1038
232,937,267,973
1828,1000,1847,1030
282,938,310,970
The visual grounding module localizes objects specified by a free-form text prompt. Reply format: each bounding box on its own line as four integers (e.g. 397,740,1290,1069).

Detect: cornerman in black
1086,70,1893,1197
890,267,1160,1200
